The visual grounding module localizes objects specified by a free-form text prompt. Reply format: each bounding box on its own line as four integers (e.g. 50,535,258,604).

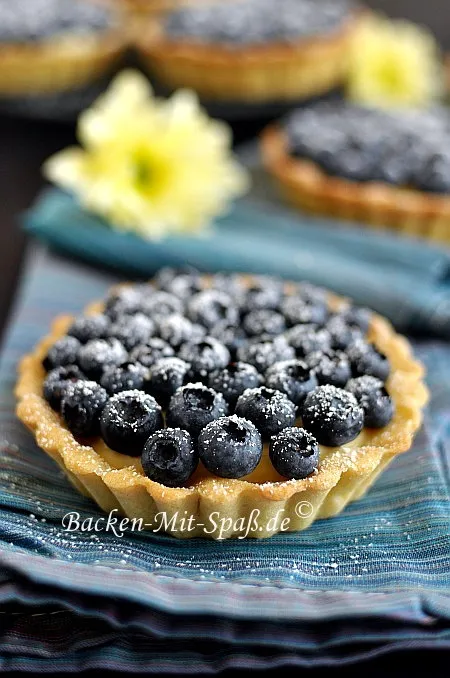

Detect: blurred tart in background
261,102,450,244
137,0,362,103
0,0,126,97
101,0,211,17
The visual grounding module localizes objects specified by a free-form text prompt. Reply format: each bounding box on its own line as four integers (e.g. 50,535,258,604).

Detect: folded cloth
24,187,450,338
0,246,448,673
0,573,449,672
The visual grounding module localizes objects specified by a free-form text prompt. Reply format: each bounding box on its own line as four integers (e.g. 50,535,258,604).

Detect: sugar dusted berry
208,361,262,408
43,336,81,372
305,349,351,387
347,341,390,382
346,375,394,428
237,336,294,373
100,361,147,395
198,415,262,478
108,312,155,350
100,390,163,456
187,289,238,329
68,313,110,344
78,338,127,380
43,365,85,411
302,385,364,446
130,338,174,368
179,337,230,380
265,359,317,406
142,428,198,487
269,427,319,479
61,380,108,437
235,386,296,439
146,357,191,407
167,382,228,437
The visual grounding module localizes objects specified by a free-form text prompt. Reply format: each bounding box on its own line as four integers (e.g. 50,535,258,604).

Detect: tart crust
0,29,126,96
15,278,428,539
136,12,362,102
261,124,450,245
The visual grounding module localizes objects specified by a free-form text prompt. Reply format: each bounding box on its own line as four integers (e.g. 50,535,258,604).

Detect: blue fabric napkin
0,247,449,670
24,187,450,339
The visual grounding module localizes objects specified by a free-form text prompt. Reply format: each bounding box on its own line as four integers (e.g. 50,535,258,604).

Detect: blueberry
43,365,86,411
198,415,262,478
209,322,248,361
100,390,163,456
242,277,283,312
235,386,296,439
416,153,450,194
325,314,363,350
187,290,238,329
243,309,286,337
43,336,81,371
130,338,174,368
179,337,230,380
237,336,294,373
167,383,228,437
269,427,319,479
141,428,198,487
146,357,190,407
301,385,364,446
140,291,184,320
305,349,351,387
284,324,331,357
104,286,144,320
265,359,317,406
67,313,110,343
281,296,329,327
109,313,155,350
78,338,127,380
61,380,108,437
154,266,203,299
294,281,328,305
346,376,394,428
158,314,204,348
100,361,147,395
347,342,390,382
209,273,246,299
339,306,371,333
208,362,262,407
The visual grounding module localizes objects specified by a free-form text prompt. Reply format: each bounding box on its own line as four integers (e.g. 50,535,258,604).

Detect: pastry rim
261,125,450,241
135,11,362,101
0,27,126,95
15,278,428,538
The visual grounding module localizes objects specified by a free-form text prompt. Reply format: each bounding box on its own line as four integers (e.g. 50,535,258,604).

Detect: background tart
16,275,428,540
0,0,126,96
136,0,362,103
261,107,450,245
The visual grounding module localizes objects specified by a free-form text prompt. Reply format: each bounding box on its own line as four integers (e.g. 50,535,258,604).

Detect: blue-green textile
0,247,449,670
24,188,450,338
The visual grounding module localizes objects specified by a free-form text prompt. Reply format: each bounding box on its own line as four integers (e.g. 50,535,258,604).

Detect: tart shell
261,125,450,245
136,12,361,102
0,29,126,97
15,280,428,540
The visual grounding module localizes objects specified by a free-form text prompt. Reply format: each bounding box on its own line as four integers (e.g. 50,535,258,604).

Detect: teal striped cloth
0,246,449,670
24,187,450,338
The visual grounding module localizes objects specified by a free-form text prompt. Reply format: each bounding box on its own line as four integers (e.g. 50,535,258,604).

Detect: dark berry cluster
285,103,450,194
164,0,353,46
42,268,394,487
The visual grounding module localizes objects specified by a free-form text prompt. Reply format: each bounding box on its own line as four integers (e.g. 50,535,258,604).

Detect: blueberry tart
16,270,427,539
137,0,361,103
262,102,450,244
0,0,125,97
